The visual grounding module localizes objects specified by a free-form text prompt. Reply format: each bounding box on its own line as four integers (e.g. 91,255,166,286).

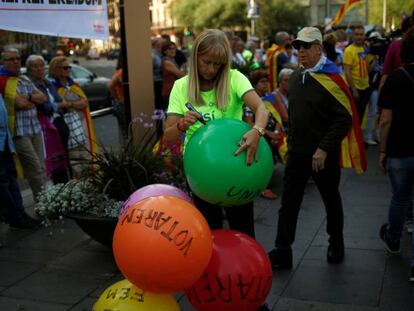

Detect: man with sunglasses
268,27,366,269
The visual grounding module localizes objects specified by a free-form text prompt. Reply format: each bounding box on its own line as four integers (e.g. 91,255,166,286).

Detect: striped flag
331,0,363,26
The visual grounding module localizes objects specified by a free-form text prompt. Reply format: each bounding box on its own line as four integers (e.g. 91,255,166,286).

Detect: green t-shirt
167,69,254,147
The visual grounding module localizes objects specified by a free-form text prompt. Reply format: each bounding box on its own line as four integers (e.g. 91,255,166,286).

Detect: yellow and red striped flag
331,0,363,26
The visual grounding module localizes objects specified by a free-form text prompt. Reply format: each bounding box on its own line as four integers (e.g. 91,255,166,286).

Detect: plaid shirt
64,111,86,149
15,77,41,137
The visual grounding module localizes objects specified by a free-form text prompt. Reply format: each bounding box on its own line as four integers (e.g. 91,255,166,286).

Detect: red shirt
382,40,402,75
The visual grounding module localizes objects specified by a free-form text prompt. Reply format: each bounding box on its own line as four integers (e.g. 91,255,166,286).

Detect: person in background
285,44,298,67
24,54,70,184
323,32,341,67
266,31,292,91
363,32,384,145
161,41,185,110
0,48,48,202
273,68,293,128
378,26,414,283
152,38,164,111
343,25,370,124
231,36,250,75
244,69,282,200
48,56,98,179
108,55,126,140
380,16,412,90
175,44,188,74
0,93,40,229
380,16,413,234
243,37,261,71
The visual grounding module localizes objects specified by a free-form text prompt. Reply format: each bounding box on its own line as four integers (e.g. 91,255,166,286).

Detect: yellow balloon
93,279,181,311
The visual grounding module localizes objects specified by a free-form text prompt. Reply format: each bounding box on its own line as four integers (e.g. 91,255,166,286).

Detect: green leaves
172,0,307,40
172,0,248,32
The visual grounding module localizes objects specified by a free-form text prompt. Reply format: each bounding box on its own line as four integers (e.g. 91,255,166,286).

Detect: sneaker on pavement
268,248,292,269
379,223,400,254
410,267,414,283
405,220,413,234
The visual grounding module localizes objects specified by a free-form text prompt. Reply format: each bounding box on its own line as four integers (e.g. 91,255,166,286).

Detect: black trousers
0,144,25,222
192,194,256,239
275,151,344,249
355,88,372,125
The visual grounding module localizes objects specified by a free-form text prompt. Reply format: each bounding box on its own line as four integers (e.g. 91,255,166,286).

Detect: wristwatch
253,125,265,136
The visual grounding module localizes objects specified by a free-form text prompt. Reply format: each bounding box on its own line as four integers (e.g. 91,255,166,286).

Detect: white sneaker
406,220,413,234
365,140,378,145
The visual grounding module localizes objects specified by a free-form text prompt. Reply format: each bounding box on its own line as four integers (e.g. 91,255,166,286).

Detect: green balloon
184,118,273,206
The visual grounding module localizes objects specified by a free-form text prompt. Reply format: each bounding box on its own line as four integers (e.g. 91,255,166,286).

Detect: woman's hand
182,111,203,129
234,129,261,165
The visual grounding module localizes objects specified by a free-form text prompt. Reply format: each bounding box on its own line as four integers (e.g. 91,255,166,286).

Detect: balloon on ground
184,118,273,206
186,229,273,311
93,279,181,311
113,196,213,293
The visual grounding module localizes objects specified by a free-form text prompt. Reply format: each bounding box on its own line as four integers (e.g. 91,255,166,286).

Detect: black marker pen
185,102,207,125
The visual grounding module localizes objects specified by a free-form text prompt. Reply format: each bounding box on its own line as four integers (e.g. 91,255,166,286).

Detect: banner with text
0,0,109,40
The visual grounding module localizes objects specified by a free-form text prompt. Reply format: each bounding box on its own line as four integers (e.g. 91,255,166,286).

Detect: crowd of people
1,9,413,291
0,49,96,229
158,13,414,285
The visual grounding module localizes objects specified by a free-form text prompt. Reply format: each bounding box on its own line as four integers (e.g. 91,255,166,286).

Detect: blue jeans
386,156,414,265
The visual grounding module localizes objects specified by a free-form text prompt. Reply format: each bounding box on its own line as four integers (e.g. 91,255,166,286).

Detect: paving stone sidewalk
0,146,413,311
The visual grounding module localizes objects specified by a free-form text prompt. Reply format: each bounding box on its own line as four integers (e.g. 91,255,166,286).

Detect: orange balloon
113,196,213,293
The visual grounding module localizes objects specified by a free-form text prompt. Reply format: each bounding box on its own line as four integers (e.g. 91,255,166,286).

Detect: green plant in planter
35,180,123,226
35,110,188,226
82,110,188,202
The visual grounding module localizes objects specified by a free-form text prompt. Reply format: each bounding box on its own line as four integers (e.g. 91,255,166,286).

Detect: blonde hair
48,56,68,79
188,29,231,109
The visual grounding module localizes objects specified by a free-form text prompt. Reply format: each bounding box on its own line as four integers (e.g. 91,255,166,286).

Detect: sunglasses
61,66,72,70
292,41,316,50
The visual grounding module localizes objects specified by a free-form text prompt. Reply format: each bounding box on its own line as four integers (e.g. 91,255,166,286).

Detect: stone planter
66,214,118,247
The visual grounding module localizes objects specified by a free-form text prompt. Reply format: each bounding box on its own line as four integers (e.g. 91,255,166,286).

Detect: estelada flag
310,59,367,174
265,44,285,92
331,0,363,26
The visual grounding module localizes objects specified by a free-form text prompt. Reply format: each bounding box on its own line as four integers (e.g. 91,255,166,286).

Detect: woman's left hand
234,129,261,165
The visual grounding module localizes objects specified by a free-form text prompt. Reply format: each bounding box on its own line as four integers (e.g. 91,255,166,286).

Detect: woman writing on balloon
163,29,269,239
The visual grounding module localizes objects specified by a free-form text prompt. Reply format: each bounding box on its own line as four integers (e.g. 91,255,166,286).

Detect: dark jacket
287,70,352,155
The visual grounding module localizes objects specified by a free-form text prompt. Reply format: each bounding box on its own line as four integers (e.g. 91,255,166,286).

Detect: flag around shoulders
310,71,367,174
330,0,363,26
0,0,109,40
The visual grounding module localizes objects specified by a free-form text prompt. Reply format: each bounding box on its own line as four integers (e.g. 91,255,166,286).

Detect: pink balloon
118,184,192,217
